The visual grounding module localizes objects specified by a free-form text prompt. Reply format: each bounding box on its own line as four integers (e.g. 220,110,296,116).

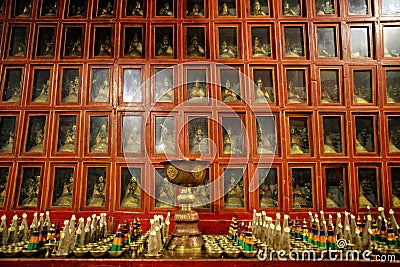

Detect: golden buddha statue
219,2,231,16
292,184,308,208
252,0,267,16
259,182,277,207
290,127,304,154
53,174,74,207
187,35,205,57
90,123,108,153
4,86,21,102
63,76,79,102
28,130,44,153
98,36,112,56
326,190,340,208
121,176,141,208
20,175,40,207
156,77,174,102
189,79,207,101
252,37,270,57
323,134,338,153
156,178,175,208
188,4,203,16
87,175,106,207
156,123,174,154
219,41,237,58
254,78,271,103
59,125,77,152
157,35,173,56
221,79,240,102
190,128,207,154
0,132,14,153
126,33,143,57
32,79,50,103
93,79,110,102
159,2,173,16
225,175,244,208
100,1,114,17
131,1,143,16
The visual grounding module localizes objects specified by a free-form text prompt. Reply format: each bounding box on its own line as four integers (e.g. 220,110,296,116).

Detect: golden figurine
193,182,210,208
292,184,308,208
0,132,14,153
126,33,143,57
287,81,304,103
353,86,370,104
19,2,31,17
252,37,270,57
121,176,141,208
32,79,50,103
71,4,85,17
41,36,55,57
389,129,400,152
53,174,74,207
326,190,339,208
0,175,7,206
221,79,240,102
98,36,112,56
20,175,40,207
254,78,271,103
187,35,205,57
252,0,267,16
28,130,45,153
316,0,334,15
257,127,273,154
156,76,174,102
44,1,58,16
131,1,143,16
100,1,114,16
358,183,373,208
13,42,26,57
355,128,371,153
219,2,231,16
91,123,108,153
4,86,21,102
159,2,173,16
93,79,110,102
190,128,207,154
189,79,207,101
188,4,203,16
290,126,307,154
87,175,106,207
225,174,244,208
259,181,277,207
157,35,174,57
156,123,175,154
320,87,336,103
59,125,77,152
123,126,141,153
323,134,338,153
156,178,175,208
67,38,82,57
219,40,237,58
283,1,300,16
63,76,79,103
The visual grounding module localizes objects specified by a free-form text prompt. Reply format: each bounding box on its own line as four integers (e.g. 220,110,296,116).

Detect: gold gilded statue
100,1,114,17
32,79,50,103
121,176,141,208
90,123,108,153
225,174,244,208
188,4,203,16
252,37,270,57
59,125,76,152
292,184,308,208
189,79,207,101
159,2,173,16
126,33,143,56
254,78,271,103
219,41,237,58
252,0,267,16
156,76,174,102
157,35,174,56
187,35,205,57
63,76,79,102
259,181,277,207
219,2,231,16
87,175,106,207
190,128,208,154
28,130,45,153
53,174,74,207
0,132,14,153
93,79,110,102
156,178,175,208
131,1,143,16
98,36,112,56
20,175,40,207
4,86,21,102
221,79,240,102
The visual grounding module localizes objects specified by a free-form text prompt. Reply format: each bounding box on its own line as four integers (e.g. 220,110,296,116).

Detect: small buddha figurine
98,36,112,56
4,87,21,102
355,129,370,153
187,35,205,57
0,178,6,207
63,76,79,102
126,33,143,56
13,42,26,57
219,2,231,16
254,78,271,103
42,36,55,57
71,5,85,17
292,184,308,208
257,127,273,154
87,175,106,207
188,4,203,16
44,1,58,16
223,129,233,154
121,176,141,208
389,129,400,152
358,182,373,208
93,79,110,102
156,76,174,102
32,79,50,103
219,40,237,58
190,128,207,154
28,129,45,153
156,178,175,208
156,123,174,154
252,36,270,57
68,38,82,57
0,132,14,153
20,175,40,207
326,190,339,208
124,77,141,102
123,126,141,153
53,174,74,207
287,81,303,103
91,123,108,153
131,1,143,16
59,125,77,152
323,133,338,153
189,79,207,101
19,2,31,17
317,0,334,15
354,86,370,104
283,1,300,16
100,1,114,17
159,2,173,16
193,182,210,208
321,88,335,103
157,35,173,56
221,79,240,102
290,127,304,154
225,174,244,208
259,181,277,207
252,0,267,16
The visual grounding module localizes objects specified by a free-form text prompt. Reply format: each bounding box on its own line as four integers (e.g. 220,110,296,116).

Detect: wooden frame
119,65,144,105
353,113,379,156
118,112,145,157
48,163,78,210
116,164,144,211
0,113,18,155
121,24,145,58
56,65,83,106
350,67,376,106
52,112,81,156
288,164,316,211
0,66,24,104
319,113,346,156
317,67,343,105
81,163,110,211
85,112,112,157
14,163,44,210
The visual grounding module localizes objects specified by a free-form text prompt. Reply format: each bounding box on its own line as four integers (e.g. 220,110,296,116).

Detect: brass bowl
144,252,162,259
242,250,258,258
90,250,107,258
3,247,22,257
225,249,241,258
162,160,210,187
207,249,223,258
108,250,124,258
22,249,39,257
53,253,69,258
73,248,89,258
